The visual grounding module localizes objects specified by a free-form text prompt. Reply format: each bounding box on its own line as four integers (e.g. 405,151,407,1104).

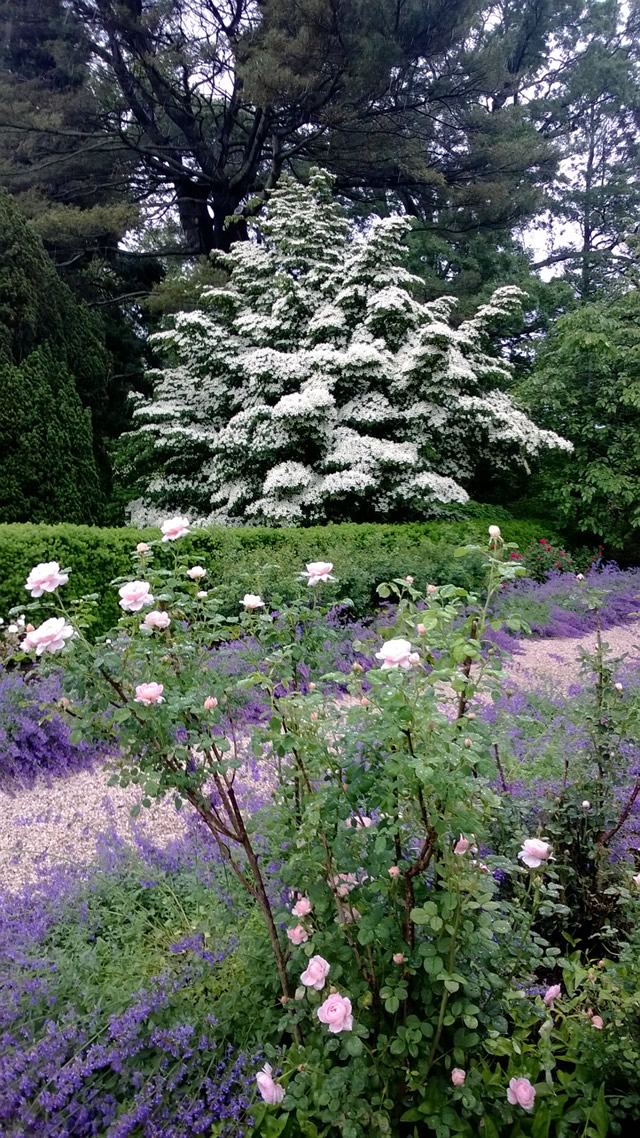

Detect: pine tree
0,349,103,524
124,172,570,527
0,191,105,522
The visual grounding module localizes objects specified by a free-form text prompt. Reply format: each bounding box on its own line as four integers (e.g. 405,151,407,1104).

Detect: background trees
520,289,640,548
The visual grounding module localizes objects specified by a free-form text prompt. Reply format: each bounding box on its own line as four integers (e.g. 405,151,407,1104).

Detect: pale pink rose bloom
25,561,69,597
141,610,171,631
161,516,190,541
388,866,401,878
404,575,414,583
393,952,405,965
196,591,208,599
21,617,73,656
187,566,206,580
507,1077,536,1111
375,638,416,670
518,838,553,869
119,581,153,612
591,1015,604,1029
61,697,70,709
136,542,150,554
26,623,35,632
302,561,335,586
543,984,562,1006
333,873,358,898
336,904,361,924
255,1063,285,1105
451,1068,466,1087
286,925,308,945
615,682,623,691
134,682,164,705
454,836,470,855
632,873,640,886
300,955,330,990
576,572,585,581
416,622,426,634
467,711,476,720
408,652,421,665
204,696,218,710
317,993,353,1033
582,800,591,809
463,737,472,748
360,696,370,706
427,584,437,594
292,897,312,917
346,816,372,830
488,525,501,539
241,593,265,610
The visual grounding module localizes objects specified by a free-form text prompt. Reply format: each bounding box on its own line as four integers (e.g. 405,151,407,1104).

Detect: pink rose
317,993,353,1033
286,925,308,945
451,1068,466,1087
136,542,150,554
255,1063,284,1105
161,516,190,541
119,581,153,612
25,561,69,597
21,617,73,656
300,955,330,990
302,561,335,586
404,575,414,583
488,525,501,540
463,737,472,748
388,865,401,878
196,591,208,599
591,1015,604,1029
427,584,437,594
292,897,312,917
543,983,562,1006
507,1077,536,1111
141,610,171,631
454,836,470,855
333,873,358,898
241,593,265,610
416,622,426,634
204,696,218,710
187,565,206,580
360,696,370,706
614,682,623,692
375,638,417,670
393,952,405,965
632,873,640,886
134,682,165,705
518,838,553,869
346,816,372,830
336,905,361,924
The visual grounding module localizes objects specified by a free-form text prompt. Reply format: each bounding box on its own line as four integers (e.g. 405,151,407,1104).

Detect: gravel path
2,619,639,892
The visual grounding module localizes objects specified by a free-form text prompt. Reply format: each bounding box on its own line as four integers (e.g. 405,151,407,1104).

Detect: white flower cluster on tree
126,170,570,526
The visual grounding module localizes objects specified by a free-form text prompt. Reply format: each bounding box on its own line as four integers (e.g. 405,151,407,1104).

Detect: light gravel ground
2,620,639,892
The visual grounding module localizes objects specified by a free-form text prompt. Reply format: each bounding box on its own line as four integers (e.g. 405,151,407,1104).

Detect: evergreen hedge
0,515,561,634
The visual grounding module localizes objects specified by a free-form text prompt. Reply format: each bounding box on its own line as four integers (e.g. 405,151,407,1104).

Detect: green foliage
16,536,640,1135
0,514,561,632
0,349,103,525
520,289,640,548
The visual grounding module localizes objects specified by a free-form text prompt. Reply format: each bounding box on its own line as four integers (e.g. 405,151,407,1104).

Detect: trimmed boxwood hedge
0,515,562,635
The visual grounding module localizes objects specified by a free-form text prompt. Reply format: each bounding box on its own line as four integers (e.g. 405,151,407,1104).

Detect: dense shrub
0,514,562,635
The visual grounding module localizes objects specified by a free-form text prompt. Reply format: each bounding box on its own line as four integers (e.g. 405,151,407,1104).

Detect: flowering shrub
123,170,569,526
6,526,640,1135
0,668,98,791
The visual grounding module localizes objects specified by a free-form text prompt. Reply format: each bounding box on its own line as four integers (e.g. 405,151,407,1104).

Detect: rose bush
9,525,640,1136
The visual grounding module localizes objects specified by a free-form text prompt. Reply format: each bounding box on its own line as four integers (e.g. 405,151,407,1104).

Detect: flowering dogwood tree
125,170,570,526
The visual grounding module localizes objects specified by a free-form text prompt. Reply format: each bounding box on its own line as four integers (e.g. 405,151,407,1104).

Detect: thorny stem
456,619,478,720
493,742,508,792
